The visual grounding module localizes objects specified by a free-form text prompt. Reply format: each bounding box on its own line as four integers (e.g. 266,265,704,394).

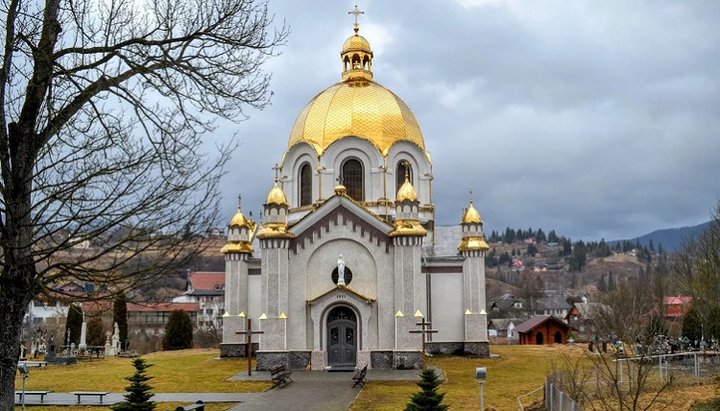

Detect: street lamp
475,367,487,411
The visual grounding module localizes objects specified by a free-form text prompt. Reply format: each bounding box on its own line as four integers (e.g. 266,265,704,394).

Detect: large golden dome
287,28,425,157
288,81,425,156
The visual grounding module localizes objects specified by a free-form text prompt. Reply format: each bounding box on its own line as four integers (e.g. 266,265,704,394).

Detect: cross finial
402,161,411,180
238,194,242,209
469,190,474,204
348,4,364,33
272,163,281,183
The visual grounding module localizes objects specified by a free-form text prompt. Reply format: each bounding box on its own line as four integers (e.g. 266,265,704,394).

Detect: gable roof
536,295,571,311
488,318,522,331
515,315,572,334
189,272,225,291
291,195,392,236
567,302,609,320
307,284,375,305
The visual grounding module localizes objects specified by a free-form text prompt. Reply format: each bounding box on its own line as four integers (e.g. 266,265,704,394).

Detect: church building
220,15,490,370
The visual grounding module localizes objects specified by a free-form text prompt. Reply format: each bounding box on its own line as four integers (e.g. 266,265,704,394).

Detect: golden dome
342,34,372,55
458,237,490,252
396,176,418,202
389,219,427,237
229,208,249,227
265,182,288,206
462,201,483,225
288,80,425,157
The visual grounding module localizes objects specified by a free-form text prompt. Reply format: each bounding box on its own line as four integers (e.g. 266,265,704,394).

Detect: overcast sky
213,0,720,241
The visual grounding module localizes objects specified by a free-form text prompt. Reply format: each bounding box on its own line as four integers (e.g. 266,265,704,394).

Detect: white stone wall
430,273,464,342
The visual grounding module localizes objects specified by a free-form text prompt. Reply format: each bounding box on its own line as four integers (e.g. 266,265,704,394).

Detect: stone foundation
371,351,393,369
462,341,490,357
392,351,423,370
289,351,311,370
220,342,258,357
426,341,490,357
256,351,289,371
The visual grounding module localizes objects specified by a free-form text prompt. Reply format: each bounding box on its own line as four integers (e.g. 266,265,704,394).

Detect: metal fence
544,373,584,411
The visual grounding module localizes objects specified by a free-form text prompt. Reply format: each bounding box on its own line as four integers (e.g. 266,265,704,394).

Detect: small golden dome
458,237,490,252
229,208,249,227
288,81,425,157
334,184,347,196
462,201,483,225
265,182,288,206
396,176,418,202
342,34,372,55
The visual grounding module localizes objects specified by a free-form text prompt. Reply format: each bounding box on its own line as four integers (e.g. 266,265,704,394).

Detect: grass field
15,349,271,393
15,346,717,410
352,344,579,411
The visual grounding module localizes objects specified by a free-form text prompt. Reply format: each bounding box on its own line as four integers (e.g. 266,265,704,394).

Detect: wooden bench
18,361,48,368
175,400,205,411
15,390,52,403
70,391,110,404
270,364,293,388
352,364,368,388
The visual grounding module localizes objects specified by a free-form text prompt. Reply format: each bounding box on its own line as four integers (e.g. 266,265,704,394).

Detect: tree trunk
0,267,33,410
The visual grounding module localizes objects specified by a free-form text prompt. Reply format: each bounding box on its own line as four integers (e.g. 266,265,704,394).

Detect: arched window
396,162,413,194
342,159,363,201
299,163,312,206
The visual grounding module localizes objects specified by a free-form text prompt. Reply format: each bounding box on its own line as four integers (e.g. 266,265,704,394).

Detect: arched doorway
535,332,544,345
554,331,562,344
327,306,357,366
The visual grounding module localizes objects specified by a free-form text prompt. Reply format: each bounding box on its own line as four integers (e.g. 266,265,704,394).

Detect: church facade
220,20,490,370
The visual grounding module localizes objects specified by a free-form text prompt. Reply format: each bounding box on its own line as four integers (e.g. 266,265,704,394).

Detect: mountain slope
614,221,711,252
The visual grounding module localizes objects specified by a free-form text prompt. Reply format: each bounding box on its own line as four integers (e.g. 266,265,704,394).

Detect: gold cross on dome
348,4,365,32
272,163,281,182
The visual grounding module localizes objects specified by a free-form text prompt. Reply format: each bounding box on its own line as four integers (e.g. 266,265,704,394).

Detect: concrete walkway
229,369,426,411
15,369,429,410
14,392,259,406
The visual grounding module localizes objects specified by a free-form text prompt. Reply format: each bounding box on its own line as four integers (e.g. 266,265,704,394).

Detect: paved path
16,369,429,410
229,369,426,411
14,392,260,406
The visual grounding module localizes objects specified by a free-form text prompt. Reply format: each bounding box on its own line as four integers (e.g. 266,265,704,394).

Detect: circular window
332,266,353,285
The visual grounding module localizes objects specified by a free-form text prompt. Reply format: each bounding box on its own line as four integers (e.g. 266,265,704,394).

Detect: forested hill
612,221,711,253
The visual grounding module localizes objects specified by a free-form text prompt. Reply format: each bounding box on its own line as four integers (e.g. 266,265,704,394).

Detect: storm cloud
215,0,720,241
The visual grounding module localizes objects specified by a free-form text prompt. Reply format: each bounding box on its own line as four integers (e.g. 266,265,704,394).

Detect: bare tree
0,0,286,405
556,275,675,411
675,202,720,337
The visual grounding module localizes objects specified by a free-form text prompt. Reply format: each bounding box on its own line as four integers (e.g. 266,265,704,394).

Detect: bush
162,310,193,350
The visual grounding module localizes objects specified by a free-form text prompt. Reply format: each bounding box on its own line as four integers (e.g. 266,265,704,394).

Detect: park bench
18,361,48,368
175,400,205,411
15,390,52,403
352,364,368,388
70,391,110,404
270,364,293,388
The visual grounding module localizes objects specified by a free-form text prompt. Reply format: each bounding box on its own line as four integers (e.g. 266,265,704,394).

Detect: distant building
488,318,522,343
535,295,571,319
515,315,574,345
172,271,225,330
566,301,610,335
489,294,528,319
664,296,692,320
127,302,199,335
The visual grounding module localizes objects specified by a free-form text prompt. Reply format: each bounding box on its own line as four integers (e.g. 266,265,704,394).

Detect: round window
332,266,353,285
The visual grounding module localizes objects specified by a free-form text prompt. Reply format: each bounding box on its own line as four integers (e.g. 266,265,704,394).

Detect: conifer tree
64,304,83,346
114,292,129,349
405,368,448,411
112,358,155,411
162,310,194,350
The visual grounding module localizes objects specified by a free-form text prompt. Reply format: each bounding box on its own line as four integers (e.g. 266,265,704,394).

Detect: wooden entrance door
327,306,357,366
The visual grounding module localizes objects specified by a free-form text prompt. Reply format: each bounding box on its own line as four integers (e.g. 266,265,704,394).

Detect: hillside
613,221,710,252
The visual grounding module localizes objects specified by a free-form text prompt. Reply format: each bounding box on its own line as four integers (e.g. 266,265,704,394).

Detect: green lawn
15,349,271,393
352,344,574,411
